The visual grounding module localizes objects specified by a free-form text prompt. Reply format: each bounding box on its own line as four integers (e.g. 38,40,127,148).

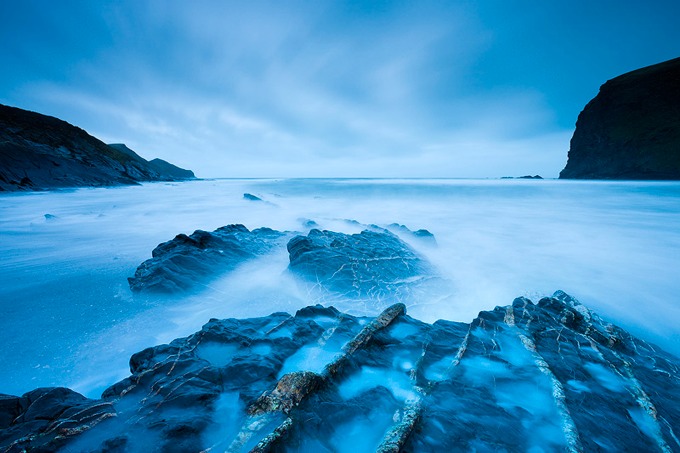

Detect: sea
1,178,679,398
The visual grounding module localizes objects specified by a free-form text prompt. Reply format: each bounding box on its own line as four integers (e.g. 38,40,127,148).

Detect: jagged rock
0,387,115,452
243,193,263,201
0,104,194,192
287,229,436,303
386,223,436,245
0,292,678,452
560,57,680,180
128,224,290,293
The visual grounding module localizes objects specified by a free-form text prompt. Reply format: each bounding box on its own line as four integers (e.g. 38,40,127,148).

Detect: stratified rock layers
287,228,437,305
1,292,678,452
128,224,289,293
560,57,680,179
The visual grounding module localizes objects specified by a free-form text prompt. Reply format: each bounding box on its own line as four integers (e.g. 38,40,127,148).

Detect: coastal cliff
0,104,194,191
560,57,680,179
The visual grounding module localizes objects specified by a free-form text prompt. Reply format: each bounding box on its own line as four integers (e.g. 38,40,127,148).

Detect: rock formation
0,104,194,191
128,224,439,300
128,224,290,293
1,291,678,452
287,228,439,305
560,57,680,179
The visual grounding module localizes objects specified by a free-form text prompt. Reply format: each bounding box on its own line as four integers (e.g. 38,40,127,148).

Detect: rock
128,224,290,293
287,229,435,303
298,218,319,229
386,223,437,245
0,387,115,452
560,57,680,180
501,175,543,179
1,292,678,452
243,193,263,201
0,104,195,191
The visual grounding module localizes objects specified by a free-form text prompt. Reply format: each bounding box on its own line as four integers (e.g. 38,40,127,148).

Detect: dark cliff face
0,104,194,191
560,57,680,180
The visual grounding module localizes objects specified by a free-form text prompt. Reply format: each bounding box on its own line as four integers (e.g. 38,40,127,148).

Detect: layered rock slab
287,228,439,306
128,224,290,293
1,292,678,452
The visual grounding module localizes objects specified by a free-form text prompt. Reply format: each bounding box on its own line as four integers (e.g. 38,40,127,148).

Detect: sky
1,1,679,178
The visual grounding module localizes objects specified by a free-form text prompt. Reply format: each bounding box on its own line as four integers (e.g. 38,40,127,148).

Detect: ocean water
0,178,679,398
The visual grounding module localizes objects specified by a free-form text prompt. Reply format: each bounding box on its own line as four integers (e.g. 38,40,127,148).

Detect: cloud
6,1,572,177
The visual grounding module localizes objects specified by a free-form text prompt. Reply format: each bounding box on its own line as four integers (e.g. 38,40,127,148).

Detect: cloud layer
1,1,678,177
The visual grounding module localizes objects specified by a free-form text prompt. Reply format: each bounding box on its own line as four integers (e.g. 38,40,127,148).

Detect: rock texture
1,291,678,452
560,57,680,179
129,224,290,293
0,104,194,191
287,228,438,305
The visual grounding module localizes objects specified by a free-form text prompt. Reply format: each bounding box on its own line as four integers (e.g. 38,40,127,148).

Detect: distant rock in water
243,192,263,201
287,228,436,303
560,57,680,180
129,224,289,293
386,223,437,245
0,104,194,191
501,175,543,179
2,291,678,452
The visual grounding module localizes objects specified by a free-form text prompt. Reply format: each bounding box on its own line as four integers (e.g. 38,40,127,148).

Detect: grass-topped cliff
0,104,194,191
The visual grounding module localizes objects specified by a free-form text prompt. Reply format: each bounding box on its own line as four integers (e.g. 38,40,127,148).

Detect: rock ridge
1,291,678,452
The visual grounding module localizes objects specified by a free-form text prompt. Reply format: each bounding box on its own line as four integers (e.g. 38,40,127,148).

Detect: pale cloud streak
3,1,577,177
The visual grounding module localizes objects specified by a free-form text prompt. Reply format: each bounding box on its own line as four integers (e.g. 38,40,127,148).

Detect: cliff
0,104,194,191
560,57,680,179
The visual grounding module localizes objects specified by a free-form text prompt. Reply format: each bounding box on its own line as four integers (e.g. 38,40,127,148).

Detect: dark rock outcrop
501,175,543,179
386,223,437,245
243,193,263,201
0,104,194,191
287,229,436,304
0,388,115,452
2,292,678,452
560,57,680,179
128,224,439,297
128,224,290,293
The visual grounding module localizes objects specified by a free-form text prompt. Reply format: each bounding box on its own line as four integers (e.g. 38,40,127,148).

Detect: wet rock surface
287,228,437,305
0,104,194,191
128,224,290,293
2,291,678,452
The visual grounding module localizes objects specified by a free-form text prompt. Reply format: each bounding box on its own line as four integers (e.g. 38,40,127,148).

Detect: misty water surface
1,178,679,398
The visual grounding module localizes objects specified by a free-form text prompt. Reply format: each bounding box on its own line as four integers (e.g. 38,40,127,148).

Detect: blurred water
1,178,679,398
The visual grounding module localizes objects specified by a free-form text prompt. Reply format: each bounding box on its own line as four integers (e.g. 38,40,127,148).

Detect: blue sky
1,1,679,178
